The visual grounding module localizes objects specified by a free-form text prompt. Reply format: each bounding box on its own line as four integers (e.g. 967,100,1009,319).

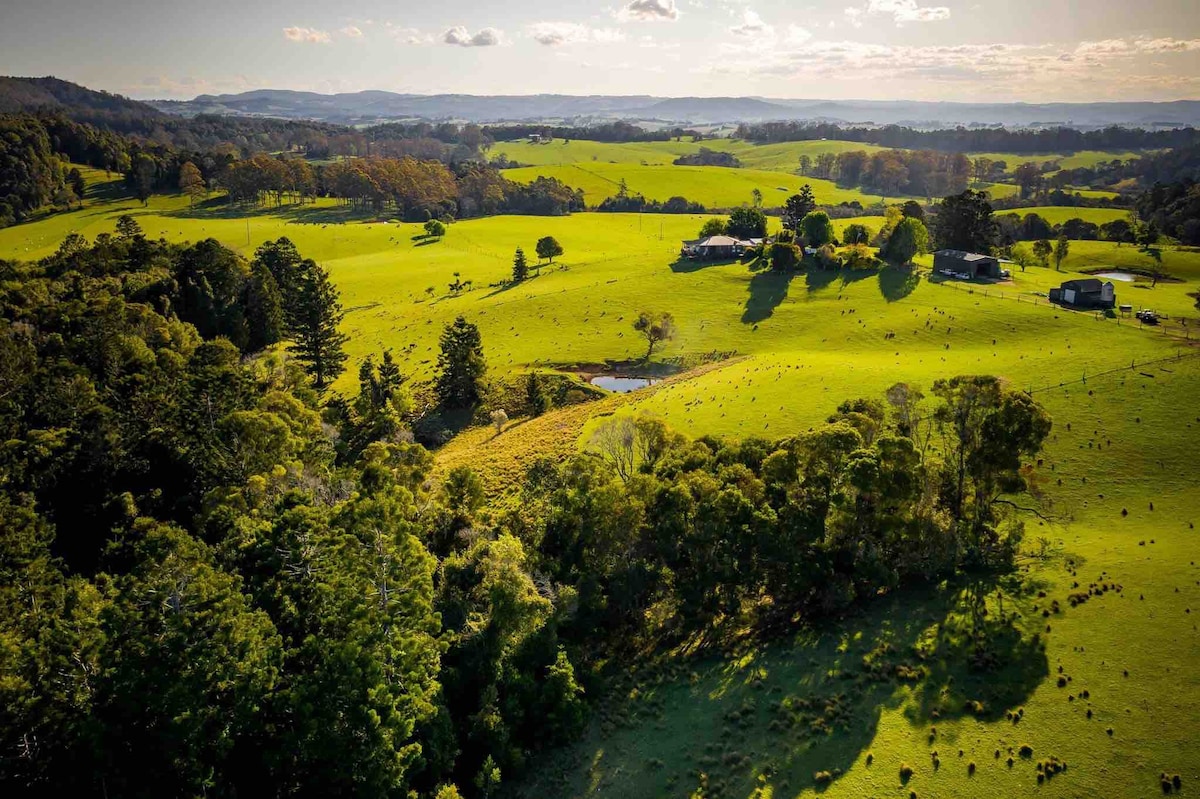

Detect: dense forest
0,220,1054,796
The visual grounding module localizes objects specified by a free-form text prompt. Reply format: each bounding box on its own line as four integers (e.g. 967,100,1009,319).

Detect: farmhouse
933,249,1003,279
681,235,755,259
1049,278,1116,310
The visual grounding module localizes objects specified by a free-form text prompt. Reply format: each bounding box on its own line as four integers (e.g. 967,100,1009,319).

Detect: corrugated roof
934,249,996,262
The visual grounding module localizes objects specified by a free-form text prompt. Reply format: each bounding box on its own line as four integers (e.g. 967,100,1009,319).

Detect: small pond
1091,271,1140,282
590,376,661,393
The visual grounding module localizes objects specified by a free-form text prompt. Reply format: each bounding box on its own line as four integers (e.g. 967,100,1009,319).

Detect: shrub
899,763,914,780
813,770,833,785
1019,744,1034,758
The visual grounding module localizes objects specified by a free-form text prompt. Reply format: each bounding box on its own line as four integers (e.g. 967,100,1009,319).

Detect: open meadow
4,172,1200,799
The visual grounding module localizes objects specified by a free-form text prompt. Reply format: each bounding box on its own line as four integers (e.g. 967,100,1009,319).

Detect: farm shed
1049,278,1116,310
933,249,1002,279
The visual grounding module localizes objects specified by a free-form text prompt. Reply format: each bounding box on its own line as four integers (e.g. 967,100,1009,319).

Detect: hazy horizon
2,0,1199,103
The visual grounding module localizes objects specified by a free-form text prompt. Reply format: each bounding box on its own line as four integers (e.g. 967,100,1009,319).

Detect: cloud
385,24,432,44
283,26,332,44
704,34,1200,101
1074,36,1200,60
617,0,680,22
529,22,626,45
845,0,949,27
340,26,364,39
731,9,772,36
784,25,813,45
443,26,504,47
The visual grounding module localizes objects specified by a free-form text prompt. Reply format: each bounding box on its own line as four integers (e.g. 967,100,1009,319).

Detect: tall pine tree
243,261,284,352
290,261,348,389
435,316,486,408
511,247,528,282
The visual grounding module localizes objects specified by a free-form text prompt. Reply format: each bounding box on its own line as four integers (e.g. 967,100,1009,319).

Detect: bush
813,770,833,785
900,763,914,780
1019,744,1034,757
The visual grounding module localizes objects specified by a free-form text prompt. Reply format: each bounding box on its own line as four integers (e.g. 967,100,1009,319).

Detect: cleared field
503,162,902,208
967,150,1145,171
997,206,1132,226
5,180,1200,799
492,138,890,172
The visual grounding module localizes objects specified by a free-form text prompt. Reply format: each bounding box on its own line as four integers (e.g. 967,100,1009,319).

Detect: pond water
590,376,661,393
1091,271,1139,282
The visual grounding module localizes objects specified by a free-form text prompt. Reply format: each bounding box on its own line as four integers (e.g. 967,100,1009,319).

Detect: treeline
485,120,695,143
596,180,706,213
736,121,1200,154
1136,180,1200,245
0,115,79,224
806,149,972,198
224,155,584,219
0,229,1054,797
673,147,741,167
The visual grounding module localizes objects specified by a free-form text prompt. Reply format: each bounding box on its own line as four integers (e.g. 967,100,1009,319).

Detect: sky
1,0,1199,102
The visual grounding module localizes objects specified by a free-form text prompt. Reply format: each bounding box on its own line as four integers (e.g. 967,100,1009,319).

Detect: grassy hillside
502,162,900,208
4,175,1199,799
492,138,890,172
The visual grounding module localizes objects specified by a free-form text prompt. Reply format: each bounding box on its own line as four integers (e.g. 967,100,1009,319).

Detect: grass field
4,171,1200,799
966,150,1146,172
492,138,891,172
996,206,1131,226
502,162,901,208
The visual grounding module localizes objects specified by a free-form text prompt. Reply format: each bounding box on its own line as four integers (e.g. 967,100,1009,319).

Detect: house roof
934,249,997,262
696,235,740,247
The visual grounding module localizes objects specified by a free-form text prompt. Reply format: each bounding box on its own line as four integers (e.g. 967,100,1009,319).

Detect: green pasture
502,162,900,208
492,138,889,173
966,150,1145,172
997,206,1132,226
5,177,1200,799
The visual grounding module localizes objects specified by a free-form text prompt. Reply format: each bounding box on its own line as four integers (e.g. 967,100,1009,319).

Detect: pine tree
512,247,528,282
290,261,348,389
525,372,549,416
243,262,284,351
435,316,486,408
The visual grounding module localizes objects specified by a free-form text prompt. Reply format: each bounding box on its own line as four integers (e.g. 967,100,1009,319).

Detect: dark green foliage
882,217,930,266
782,185,817,230
800,211,836,247
435,316,487,409
843,223,872,245
535,235,564,264
512,247,528,282
243,261,284,351
727,207,768,240
0,114,67,225
289,260,348,389
525,372,550,417
934,190,998,253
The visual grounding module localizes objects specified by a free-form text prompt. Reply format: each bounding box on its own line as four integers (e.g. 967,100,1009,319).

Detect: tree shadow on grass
670,256,742,274
879,266,921,302
165,199,382,226
742,270,795,324
519,577,1049,799
839,266,878,289
806,267,840,293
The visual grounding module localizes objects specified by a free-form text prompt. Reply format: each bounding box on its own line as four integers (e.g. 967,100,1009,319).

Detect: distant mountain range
4,76,1200,130
149,90,1200,129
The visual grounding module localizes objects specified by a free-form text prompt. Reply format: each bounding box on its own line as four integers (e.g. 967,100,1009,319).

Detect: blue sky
1,0,1198,101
